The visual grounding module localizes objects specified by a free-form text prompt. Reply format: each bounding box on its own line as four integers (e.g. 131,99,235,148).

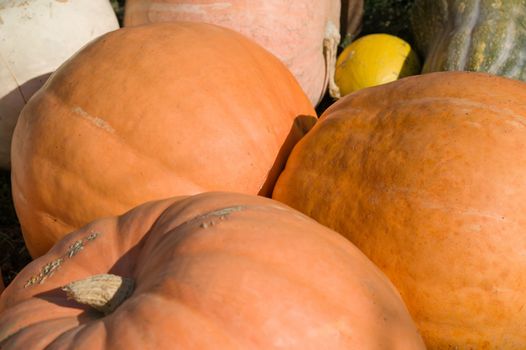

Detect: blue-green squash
411,0,526,80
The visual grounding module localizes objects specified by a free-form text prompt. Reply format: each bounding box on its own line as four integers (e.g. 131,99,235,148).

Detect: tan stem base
62,274,135,315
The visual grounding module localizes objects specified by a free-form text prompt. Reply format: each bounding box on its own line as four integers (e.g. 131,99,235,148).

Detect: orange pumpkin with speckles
273,71,526,348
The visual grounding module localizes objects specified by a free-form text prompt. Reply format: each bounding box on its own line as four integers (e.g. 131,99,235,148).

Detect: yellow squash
335,33,421,96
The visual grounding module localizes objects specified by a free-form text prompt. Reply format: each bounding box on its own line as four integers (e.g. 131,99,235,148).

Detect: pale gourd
0,0,119,169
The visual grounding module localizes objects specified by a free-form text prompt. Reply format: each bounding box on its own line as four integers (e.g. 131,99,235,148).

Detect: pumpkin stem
324,20,341,99
62,274,134,315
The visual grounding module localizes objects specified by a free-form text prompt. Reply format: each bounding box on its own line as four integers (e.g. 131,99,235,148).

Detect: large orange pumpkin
273,71,526,348
123,0,357,104
11,22,315,258
0,192,425,349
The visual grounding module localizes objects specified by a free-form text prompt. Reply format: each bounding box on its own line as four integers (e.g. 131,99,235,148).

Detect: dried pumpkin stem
62,274,134,315
324,20,341,99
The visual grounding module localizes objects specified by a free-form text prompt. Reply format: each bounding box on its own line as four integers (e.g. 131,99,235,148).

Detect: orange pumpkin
11,22,315,258
0,192,425,349
123,0,354,104
273,71,526,348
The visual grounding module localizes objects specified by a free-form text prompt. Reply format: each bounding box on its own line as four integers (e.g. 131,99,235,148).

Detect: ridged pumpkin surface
11,22,315,258
0,192,425,349
123,0,348,105
273,71,526,348
411,0,526,80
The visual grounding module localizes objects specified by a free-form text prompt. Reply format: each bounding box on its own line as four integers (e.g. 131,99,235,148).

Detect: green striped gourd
411,0,526,80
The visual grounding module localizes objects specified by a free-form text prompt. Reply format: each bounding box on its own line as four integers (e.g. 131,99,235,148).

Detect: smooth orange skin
10,22,315,258
273,71,526,348
123,0,345,105
0,192,425,349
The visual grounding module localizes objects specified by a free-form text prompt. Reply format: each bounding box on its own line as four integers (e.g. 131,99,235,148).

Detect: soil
0,170,30,286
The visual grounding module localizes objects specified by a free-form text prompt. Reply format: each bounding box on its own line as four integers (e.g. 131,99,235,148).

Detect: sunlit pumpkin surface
10,22,315,258
0,192,425,349
274,71,526,349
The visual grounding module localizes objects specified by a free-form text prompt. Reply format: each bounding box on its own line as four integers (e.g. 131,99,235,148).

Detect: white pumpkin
0,0,119,169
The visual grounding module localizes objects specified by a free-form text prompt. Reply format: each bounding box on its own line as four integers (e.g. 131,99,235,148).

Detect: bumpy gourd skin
411,0,526,80
273,71,526,349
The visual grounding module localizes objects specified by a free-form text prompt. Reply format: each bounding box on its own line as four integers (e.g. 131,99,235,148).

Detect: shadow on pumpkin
0,74,53,286
0,73,52,168
258,114,318,197
0,73,52,114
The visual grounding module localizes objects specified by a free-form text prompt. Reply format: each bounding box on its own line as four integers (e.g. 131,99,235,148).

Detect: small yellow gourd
334,33,421,96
